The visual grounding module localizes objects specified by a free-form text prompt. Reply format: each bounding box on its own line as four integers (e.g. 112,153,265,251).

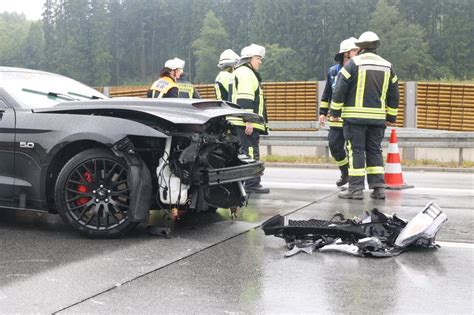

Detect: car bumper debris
262,201,448,258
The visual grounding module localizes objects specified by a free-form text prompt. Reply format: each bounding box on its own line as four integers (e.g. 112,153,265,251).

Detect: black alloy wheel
55,148,137,237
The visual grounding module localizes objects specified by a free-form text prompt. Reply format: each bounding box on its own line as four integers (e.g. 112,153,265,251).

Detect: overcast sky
0,0,45,20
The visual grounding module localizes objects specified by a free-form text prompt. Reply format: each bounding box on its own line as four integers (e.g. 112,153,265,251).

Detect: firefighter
147,58,184,98
330,31,399,200
215,49,239,101
230,44,269,194
177,73,201,99
320,37,359,187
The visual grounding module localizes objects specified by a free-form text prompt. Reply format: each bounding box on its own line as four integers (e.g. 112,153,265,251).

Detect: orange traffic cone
385,129,414,190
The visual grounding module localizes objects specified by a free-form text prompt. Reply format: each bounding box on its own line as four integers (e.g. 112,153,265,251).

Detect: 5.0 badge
20,142,35,149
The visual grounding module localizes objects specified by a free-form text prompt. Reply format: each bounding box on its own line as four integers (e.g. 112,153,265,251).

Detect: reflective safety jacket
320,63,343,128
330,51,399,125
177,80,201,99
228,64,268,133
147,76,178,98
215,71,233,101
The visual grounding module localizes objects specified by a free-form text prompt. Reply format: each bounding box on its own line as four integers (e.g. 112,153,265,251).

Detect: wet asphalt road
0,167,472,314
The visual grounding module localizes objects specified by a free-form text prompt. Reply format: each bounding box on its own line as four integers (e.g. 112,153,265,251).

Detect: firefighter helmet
164,57,185,70
217,49,240,70
355,31,380,49
334,37,358,61
240,44,266,59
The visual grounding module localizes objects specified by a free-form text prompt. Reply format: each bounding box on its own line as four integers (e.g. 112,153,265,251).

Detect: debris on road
262,201,447,258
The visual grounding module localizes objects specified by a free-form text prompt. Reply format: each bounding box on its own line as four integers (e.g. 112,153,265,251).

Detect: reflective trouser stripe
336,157,348,166
366,166,384,174
248,146,254,159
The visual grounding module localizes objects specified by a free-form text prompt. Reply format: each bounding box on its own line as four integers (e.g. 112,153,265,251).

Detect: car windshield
0,69,107,109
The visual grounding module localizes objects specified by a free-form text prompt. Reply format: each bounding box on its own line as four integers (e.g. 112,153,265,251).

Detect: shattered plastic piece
262,201,447,258
394,201,447,248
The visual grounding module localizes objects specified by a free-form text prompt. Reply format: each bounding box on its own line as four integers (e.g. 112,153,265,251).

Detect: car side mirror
0,109,4,119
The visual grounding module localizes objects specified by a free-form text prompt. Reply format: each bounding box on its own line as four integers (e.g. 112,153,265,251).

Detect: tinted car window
0,70,106,109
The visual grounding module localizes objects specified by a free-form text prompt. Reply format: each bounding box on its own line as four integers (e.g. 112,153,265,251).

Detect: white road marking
262,181,474,195
437,241,474,249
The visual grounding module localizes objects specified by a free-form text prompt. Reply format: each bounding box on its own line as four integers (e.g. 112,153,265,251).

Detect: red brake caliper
76,171,93,206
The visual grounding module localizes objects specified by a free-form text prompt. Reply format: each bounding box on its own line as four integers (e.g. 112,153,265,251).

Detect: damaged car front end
0,67,264,237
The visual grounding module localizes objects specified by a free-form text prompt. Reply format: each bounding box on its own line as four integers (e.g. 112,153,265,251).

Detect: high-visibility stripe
392,75,398,84
380,71,390,108
341,112,386,120
359,65,390,72
236,92,254,100
387,106,398,116
355,69,366,108
328,120,343,128
349,168,366,176
331,101,343,110
343,107,386,113
215,83,222,100
387,143,399,154
336,157,348,166
366,166,384,174
341,68,351,79
385,162,402,174
320,101,329,109
346,140,362,176
248,147,254,159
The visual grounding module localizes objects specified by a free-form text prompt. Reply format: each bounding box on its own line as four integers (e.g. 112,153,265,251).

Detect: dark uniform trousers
343,123,385,191
236,127,261,187
328,127,347,169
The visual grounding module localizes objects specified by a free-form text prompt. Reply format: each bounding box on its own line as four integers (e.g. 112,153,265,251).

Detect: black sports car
0,67,264,237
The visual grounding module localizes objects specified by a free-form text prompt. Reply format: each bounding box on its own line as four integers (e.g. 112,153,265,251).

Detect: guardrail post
103,86,110,97
403,82,416,161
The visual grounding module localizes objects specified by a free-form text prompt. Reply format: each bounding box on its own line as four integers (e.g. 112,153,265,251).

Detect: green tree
370,0,436,79
22,21,45,70
192,10,229,83
0,13,30,66
260,44,305,81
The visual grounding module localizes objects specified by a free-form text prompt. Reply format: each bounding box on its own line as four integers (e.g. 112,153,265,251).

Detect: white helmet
240,44,266,59
164,57,185,70
334,37,358,61
218,49,240,70
355,31,380,49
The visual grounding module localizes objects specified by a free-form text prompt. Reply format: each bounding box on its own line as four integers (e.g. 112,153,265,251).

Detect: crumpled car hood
32,98,264,125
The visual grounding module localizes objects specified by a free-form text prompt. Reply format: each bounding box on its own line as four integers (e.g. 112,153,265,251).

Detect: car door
0,98,15,201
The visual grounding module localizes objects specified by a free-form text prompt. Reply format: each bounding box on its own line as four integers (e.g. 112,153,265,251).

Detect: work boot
370,187,386,199
338,190,364,200
245,186,270,194
336,165,349,187
336,174,349,187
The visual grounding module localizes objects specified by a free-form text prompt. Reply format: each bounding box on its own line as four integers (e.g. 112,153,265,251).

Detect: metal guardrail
261,127,474,165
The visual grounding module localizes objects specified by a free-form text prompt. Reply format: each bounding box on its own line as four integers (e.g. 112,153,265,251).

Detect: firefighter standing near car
177,74,201,99
229,44,269,194
320,37,359,187
330,31,399,200
147,57,185,98
214,49,240,101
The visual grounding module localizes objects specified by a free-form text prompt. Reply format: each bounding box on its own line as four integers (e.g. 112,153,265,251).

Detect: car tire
55,148,138,238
